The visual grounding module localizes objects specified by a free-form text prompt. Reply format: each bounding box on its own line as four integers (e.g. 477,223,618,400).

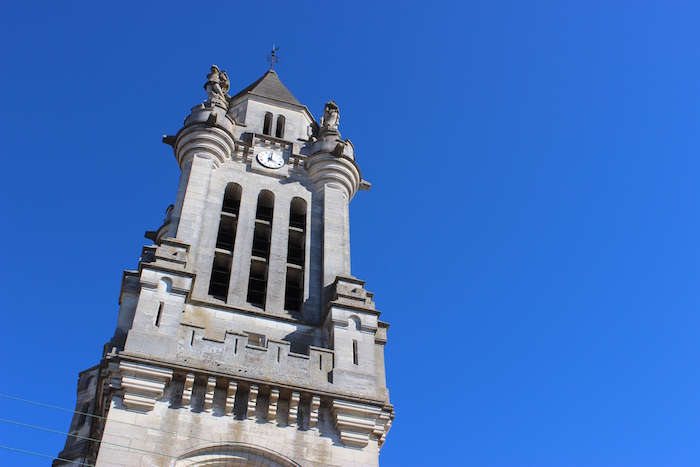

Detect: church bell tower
54,65,393,466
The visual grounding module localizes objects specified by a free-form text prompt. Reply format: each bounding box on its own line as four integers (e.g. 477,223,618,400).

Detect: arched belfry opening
285,197,307,312
209,183,242,301
247,190,275,308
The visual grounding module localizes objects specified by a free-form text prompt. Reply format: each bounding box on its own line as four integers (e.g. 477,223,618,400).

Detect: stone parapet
110,358,392,450
123,330,344,394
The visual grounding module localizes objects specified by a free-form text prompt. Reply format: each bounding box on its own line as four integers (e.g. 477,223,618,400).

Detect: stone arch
158,277,172,295
349,315,361,331
175,442,302,467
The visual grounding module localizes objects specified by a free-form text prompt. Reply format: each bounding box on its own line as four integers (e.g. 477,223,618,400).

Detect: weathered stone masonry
54,66,393,467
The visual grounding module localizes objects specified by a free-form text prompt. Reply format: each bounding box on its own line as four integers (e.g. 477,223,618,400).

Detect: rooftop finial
267,45,280,70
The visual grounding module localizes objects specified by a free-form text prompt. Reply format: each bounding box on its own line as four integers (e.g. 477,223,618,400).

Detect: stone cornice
117,353,388,407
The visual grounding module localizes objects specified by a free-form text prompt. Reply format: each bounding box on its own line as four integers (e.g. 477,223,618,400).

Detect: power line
0,418,175,461
0,393,310,466
0,393,225,456
0,393,221,444
0,445,95,466
0,393,107,421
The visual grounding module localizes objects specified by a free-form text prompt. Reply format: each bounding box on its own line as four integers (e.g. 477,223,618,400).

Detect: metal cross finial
267,45,280,70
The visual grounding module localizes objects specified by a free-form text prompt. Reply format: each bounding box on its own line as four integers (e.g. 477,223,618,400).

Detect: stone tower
54,65,393,467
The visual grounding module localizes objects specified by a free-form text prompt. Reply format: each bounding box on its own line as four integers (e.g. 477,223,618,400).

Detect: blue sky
1,1,700,465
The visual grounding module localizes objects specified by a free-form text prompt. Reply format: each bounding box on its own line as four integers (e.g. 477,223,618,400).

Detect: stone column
305,136,363,292
170,103,236,252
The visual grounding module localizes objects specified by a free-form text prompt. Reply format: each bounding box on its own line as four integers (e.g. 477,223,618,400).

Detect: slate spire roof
231,70,302,107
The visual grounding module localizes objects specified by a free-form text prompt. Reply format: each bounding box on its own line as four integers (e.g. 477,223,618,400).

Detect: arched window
275,115,285,139
247,190,275,308
285,197,306,312
209,183,242,300
263,112,273,135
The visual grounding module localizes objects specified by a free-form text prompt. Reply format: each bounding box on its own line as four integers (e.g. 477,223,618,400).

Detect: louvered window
208,183,242,300
247,190,275,308
285,197,306,312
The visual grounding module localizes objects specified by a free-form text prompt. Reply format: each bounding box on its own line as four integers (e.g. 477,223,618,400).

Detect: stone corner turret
306,101,364,201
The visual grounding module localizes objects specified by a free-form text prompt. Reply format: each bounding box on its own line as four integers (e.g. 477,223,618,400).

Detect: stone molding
139,266,193,296
305,152,362,201
288,391,300,426
174,442,302,467
310,395,321,428
111,358,391,450
267,388,280,421
174,122,236,169
331,399,383,448
182,373,195,407
118,361,173,411
225,380,237,416
246,385,259,419
332,276,376,310
204,377,216,412
374,407,395,449
152,239,190,270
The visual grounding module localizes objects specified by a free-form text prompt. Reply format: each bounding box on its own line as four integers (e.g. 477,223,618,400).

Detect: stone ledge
331,399,383,448
118,361,173,411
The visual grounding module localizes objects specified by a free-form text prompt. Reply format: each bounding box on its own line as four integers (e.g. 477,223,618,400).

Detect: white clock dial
256,150,284,169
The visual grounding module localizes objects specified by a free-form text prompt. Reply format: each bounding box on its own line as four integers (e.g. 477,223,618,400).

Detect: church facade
54,65,393,466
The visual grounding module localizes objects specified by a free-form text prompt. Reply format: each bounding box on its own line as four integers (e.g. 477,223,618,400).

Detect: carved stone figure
204,65,230,105
321,100,340,133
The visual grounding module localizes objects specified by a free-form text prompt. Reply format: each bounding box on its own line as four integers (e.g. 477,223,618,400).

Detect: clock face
256,150,284,169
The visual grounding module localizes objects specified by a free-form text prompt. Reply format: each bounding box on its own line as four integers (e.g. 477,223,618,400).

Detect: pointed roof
231,70,302,107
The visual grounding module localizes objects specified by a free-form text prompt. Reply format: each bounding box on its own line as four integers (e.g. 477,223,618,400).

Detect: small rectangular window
155,301,163,327
246,332,266,347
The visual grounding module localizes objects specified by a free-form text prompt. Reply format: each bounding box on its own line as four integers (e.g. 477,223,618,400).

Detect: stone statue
321,100,340,134
204,65,230,105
